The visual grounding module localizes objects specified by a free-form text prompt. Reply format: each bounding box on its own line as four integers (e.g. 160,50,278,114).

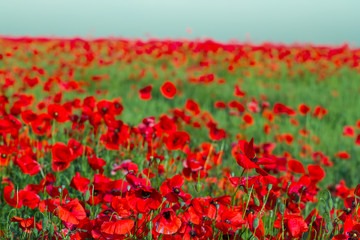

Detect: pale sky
0,0,359,45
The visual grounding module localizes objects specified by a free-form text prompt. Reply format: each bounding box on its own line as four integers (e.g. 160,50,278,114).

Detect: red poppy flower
153,208,182,235
126,174,150,188
298,104,311,115
113,159,139,176
139,85,152,100
111,196,133,218
97,99,113,116
233,138,275,176
228,100,245,113
307,164,325,183
234,85,246,97
274,214,308,238
283,133,294,145
126,186,162,213
356,134,360,146
312,106,327,119
67,139,84,158
209,127,226,141
333,217,360,240
70,172,90,193
0,145,12,166
273,103,296,116
214,101,227,109
48,103,69,122
16,155,41,176
111,100,124,115
245,212,265,238
335,151,351,159
11,217,35,233
52,143,75,172
343,126,355,137
155,115,177,135
31,113,52,136
101,218,134,236
160,175,191,203
165,131,190,151
46,185,69,199
288,159,305,174
21,110,38,124
215,208,245,233
4,186,40,209
87,155,106,174
243,113,254,125
161,81,177,99
20,190,41,209
185,99,200,115
23,76,39,88
57,198,87,225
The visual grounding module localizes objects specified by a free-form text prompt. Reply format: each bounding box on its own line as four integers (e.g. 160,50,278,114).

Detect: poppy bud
267,183,273,191
42,217,48,231
10,189,16,199
254,197,260,206
195,181,202,193
279,203,285,214
253,218,260,229
84,189,90,201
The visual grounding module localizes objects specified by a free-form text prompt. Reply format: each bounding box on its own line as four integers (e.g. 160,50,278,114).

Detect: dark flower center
246,208,256,215
173,187,180,194
54,112,59,117
115,103,120,109
291,192,300,202
93,190,100,196
163,211,171,220
349,230,360,240
102,107,108,113
1,153,6,159
250,157,258,163
224,219,231,224
189,230,196,237
102,209,112,215
344,208,352,214
141,190,151,199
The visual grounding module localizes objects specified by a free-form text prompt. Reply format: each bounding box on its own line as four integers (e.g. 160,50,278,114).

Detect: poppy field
0,37,360,239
